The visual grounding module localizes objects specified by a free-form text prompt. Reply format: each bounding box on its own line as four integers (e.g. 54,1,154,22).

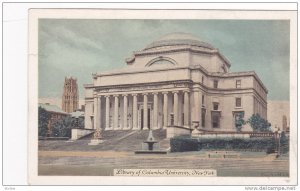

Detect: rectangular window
213,80,218,88
213,102,219,110
201,108,206,127
212,112,220,128
235,98,242,108
236,80,241,88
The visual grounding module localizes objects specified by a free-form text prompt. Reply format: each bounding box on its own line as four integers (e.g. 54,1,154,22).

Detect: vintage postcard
28,8,297,185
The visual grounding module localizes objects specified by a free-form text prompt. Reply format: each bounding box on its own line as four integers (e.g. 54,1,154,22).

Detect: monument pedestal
88,127,104,145
88,139,104,145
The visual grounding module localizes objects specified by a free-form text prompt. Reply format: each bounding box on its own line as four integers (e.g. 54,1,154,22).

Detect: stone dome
144,32,215,50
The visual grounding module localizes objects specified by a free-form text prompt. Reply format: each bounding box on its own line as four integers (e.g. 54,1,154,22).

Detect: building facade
62,77,79,113
84,33,268,131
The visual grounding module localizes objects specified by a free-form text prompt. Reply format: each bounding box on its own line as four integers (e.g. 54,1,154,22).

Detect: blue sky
38,19,290,100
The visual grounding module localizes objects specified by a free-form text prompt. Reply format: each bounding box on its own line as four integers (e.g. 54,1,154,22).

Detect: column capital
122,94,128,97
132,93,138,96
104,95,110,98
152,92,159,95
162,91,168,95
113,94,119,98
142,92,148,96
183,89,190,93
172,90,179,94
192,88,200,92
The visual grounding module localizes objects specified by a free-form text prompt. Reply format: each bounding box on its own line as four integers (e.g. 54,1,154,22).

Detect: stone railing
166,125,192,138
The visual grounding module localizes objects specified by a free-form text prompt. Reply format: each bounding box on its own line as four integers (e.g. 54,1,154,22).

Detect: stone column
93,97,98,129
114,95,119,129
123,94,128,129
143,93,148,129
105,95,110,130
193,90,200,122
97,96,101,129
163,92,168,128
173,91,179,126
153,92,158,129
132,94,138,130
184,90,190,126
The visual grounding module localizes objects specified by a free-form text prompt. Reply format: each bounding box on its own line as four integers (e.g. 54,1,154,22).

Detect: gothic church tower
62,77,79,113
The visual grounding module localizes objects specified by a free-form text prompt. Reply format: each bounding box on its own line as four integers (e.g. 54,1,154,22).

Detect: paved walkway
38,150,289,176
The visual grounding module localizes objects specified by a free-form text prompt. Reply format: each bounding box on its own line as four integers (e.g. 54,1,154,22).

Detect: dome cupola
144,32,215,50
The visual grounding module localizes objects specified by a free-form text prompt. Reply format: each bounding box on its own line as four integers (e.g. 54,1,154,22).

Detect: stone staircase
39,129,169,152
105,129,168,151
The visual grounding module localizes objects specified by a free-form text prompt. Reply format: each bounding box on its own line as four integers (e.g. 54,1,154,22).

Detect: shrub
200,137,276,153
51,116,73,137
170,136,278,153
170,136,198,152
280,132,289,154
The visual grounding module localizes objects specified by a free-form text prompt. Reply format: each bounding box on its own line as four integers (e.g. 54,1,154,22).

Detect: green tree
247,114,272,132
51,116,73,137
38,106,50,137
77,117,85,129
235,112,246,132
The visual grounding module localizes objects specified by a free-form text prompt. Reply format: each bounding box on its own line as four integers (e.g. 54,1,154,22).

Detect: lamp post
274,125,282,157
277,129,282,157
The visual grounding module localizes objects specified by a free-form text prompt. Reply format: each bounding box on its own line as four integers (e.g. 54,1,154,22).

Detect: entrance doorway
141,109,144,129
138,104,152,130
147,108,151,129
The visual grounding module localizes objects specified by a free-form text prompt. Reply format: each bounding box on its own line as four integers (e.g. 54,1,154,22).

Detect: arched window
145,56,177,67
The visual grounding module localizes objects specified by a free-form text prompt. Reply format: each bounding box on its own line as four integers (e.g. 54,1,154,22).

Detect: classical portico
90,84,191,130
84,32,268,132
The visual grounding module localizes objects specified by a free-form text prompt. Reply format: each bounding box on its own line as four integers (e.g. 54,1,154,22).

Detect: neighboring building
71,110,85,118
62,77,79,113
70,110,85,129
80,105,85,112
39,103,69,136
268,101,290,132
39,97,85,110
84,32,268,131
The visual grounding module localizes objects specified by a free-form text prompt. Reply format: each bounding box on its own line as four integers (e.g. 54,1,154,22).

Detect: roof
38,103,68,115
144,32,215,50
70,110,85,118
